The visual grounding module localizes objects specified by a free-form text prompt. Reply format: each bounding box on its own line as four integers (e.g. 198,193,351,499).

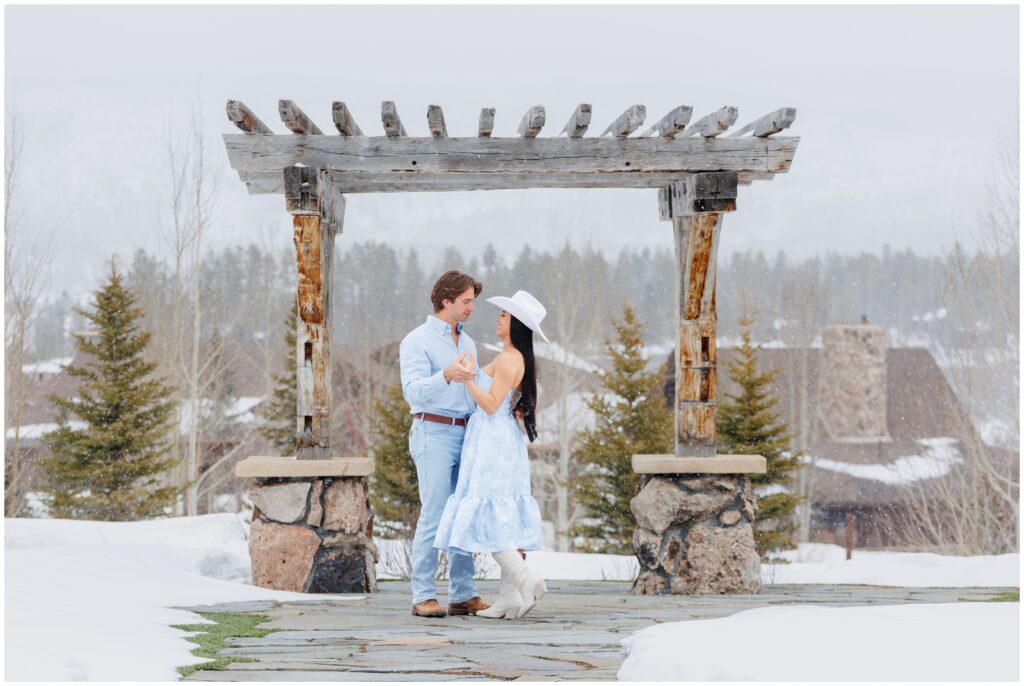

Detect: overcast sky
4,4,1019,297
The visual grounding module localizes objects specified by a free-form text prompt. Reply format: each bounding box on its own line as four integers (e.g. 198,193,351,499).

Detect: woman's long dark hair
509,316,539,442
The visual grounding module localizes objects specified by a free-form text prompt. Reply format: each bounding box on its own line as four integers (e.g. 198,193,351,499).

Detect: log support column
629,172,762,596
236,167,377,594
287,166,335,460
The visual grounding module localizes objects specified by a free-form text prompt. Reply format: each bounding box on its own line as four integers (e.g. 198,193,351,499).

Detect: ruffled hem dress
433,370,543,555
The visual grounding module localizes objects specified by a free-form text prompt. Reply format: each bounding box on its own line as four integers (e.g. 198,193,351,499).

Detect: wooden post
660,172,738,457
845,512,857,560
285,167,344,459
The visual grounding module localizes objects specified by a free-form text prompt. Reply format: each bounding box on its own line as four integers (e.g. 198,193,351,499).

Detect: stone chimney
818,323,890,443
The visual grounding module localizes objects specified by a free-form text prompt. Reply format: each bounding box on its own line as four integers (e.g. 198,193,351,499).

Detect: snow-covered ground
765,542,1018,587
4,515,1019,680
4,514,349,681
619,602,1020,681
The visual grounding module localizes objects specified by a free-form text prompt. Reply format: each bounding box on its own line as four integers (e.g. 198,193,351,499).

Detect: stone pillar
236,169,376,594
632,174,760,595
248,476,377,593
630,473,760,595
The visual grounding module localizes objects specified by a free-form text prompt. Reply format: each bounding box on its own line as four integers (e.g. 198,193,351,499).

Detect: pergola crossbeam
224,135,797,176
599,104,646,138
382,101,407,137
226,100,274,135
237,169,779,194
729,107,798,138
478,108,495,137
427,105,448,138
331,102,363,137
559,103,592,138
680,106,739,138
642,105,693,138
279,100,323,135
518,105,545,137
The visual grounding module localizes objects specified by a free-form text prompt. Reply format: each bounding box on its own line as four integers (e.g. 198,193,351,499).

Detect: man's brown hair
431,270,483,312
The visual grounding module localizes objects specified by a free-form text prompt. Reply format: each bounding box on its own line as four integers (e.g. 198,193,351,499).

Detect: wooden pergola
228,99,800,594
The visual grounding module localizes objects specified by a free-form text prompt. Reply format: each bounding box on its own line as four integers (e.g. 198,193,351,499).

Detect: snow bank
6,421,87,440
21,356,73,375
808,437,963,485
764,542,1019,587
619,603,1020,681
3,514,351,681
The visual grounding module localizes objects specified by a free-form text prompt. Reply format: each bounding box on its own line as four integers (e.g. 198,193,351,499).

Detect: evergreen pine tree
258,300,297,454
572,303,673,554
41,261,179,520
368,383,419,538
718,312,804,556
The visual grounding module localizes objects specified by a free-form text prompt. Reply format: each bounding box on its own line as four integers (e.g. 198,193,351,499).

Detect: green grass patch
172,611,280,677
984,589,1019,602
960,589,1019,603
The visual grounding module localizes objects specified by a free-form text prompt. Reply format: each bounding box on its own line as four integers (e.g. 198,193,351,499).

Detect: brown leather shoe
448,596,491,616
411,599,447,618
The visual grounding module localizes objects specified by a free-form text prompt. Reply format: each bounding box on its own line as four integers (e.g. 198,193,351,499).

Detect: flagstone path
179,581,1013,681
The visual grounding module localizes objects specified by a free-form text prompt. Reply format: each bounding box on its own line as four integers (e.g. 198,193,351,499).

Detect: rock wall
631,474,760,594
248,476,377,593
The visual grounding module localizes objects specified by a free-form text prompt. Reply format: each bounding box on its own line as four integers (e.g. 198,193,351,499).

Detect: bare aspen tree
902,128,1020,554
779,265,826,543
4,107,55,517
541,243,605,551
161,100,222,516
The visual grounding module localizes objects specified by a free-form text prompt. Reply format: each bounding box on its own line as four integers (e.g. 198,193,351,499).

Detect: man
399,270,490,618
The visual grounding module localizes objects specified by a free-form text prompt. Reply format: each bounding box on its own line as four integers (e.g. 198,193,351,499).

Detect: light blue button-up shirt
399,315,478,418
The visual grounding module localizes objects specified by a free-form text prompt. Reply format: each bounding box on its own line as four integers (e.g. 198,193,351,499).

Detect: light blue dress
433,370,544,555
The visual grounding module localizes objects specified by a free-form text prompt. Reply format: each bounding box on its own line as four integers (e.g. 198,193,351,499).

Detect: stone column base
248,476,377,593
630,474,760,595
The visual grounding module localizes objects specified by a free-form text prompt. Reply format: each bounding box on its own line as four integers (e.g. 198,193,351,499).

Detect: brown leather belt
415,412,468,427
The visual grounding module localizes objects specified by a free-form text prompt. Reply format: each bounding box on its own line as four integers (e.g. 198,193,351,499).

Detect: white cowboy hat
486,290,550,343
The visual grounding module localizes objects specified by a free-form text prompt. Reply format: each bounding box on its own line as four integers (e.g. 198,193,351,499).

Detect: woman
433,290,548,619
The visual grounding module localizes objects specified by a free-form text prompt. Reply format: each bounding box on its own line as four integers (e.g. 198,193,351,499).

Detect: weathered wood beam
478,108,495,137
559,103,592,138
599,104,646,138
641,105,693,138
427,105,448,138
278,100,323,135
665,172,737,457
729,107,797,138
224,135,799,176
680,106,739,138
226,100,273,135
240,169,773,194
518,105,545,137
284,168,336,460
331,102,363,137
283,166,321,215
381,101,407,137
658,172,739,219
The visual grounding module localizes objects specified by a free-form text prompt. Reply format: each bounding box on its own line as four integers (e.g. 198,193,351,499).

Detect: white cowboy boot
505,552,547,618
476,552,523,619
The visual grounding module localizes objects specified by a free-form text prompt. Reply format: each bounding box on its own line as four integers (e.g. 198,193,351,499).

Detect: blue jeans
408,419,478,604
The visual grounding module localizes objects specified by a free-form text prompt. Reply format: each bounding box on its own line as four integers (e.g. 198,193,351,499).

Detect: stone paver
179,581,1014,681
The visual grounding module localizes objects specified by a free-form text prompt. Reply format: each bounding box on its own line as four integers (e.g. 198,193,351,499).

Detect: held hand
444,353,476,383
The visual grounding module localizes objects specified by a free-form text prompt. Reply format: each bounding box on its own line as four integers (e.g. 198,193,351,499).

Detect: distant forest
31,241,1016,363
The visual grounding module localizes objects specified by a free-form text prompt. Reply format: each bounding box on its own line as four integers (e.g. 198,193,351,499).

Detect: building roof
669,346,1017,508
